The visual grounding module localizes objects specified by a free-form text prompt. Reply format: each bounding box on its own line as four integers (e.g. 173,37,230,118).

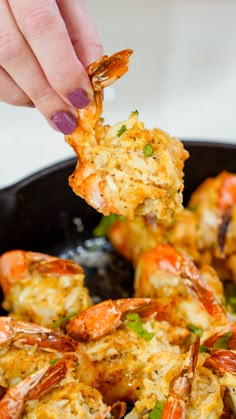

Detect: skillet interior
0,141,236,309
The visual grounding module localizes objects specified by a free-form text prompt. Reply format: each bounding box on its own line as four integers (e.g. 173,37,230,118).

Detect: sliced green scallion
93,214,126,237
212,331,233,349
188,323,203,337
125,313,155,342
148,401,165,419
49,358,60,366
117,124,127,137
51,312,78,329
143,143,154,157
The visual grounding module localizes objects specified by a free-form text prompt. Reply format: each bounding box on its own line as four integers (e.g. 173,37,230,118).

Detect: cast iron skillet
0,141,236,306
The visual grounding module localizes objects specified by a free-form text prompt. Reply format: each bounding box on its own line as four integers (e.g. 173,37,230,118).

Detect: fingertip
67,87,92,109
50,110,78,135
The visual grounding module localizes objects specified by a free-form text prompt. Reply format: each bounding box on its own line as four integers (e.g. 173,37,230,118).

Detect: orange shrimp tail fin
88,49,133,90
28,359,67,400
162,337,200,419
204,349,236,375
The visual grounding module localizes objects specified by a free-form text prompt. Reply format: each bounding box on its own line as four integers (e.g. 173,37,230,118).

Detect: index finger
57,0,104,67
9,0,93,108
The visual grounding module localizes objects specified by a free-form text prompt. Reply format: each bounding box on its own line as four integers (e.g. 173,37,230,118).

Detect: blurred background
1,0,236,188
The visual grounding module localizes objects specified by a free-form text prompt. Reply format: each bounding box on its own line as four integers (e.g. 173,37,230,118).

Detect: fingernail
51,111,78,134
67,88,91,108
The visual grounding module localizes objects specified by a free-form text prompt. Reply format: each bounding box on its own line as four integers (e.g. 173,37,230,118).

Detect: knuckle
20,5,57,36
0,29,24,62
31,86,57,105
52,64,77,86
0,87,27,106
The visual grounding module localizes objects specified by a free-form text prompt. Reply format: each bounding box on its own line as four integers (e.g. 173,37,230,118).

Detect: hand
0,0,103,134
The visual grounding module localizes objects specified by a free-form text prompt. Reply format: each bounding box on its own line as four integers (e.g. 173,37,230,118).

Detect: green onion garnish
49,358,60,366
144,143,154,157
51,313,78,329
199,345,210,353
213,331,233,349
93,214,126,237
126,313,155,342
188,323,203,337
117,124,127,137
149,401,165,419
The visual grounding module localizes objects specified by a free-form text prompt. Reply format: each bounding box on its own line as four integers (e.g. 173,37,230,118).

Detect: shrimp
203,349,236,415
187,171,236,279
24,381,117,419
0,316,77,352
217,172,236,256
125,339,224,418
66,297,155,341
67,296,191,345
203,349,236,375
134,244,227,330
66,50,189,222
71,301,186,405
107,209,203,269
107,214,169,266
162,336,200,419
0,347,120,419
203,323,236,350
0,250,91,327
0,359,67,419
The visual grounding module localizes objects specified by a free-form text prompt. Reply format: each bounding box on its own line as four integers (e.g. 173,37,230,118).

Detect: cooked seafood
126,350,225,419
66,50,189,222
108,171,236,284
0,360,67,419
0,250,91,327
23,381,114,419
0,316,78,352
0,290,236,417
188,171,236,281
107,210,201,267
67,298,235,417
153,337,200,419
2,170,236,417
0,352,115,419
67,297,155,341
67,298,186,405
134,244,227,335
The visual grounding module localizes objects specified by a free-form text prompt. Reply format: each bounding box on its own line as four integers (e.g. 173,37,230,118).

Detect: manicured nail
67,88,91,108
51,111,78,134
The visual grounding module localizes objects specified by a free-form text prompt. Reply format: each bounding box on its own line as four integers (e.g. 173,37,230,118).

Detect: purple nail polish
51,111,78,135
67,88,91,108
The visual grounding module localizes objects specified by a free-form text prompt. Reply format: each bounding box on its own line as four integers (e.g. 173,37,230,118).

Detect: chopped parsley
51,312,78,329
49,358,60,366
149,401,165,419
188,323,203,337
93,214,126,237
125,313,155,342
143,143,154,157
212,331,233,349
117,124,127,137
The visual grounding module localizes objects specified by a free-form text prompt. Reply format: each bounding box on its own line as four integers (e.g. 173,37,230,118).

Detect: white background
1,0,236,188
